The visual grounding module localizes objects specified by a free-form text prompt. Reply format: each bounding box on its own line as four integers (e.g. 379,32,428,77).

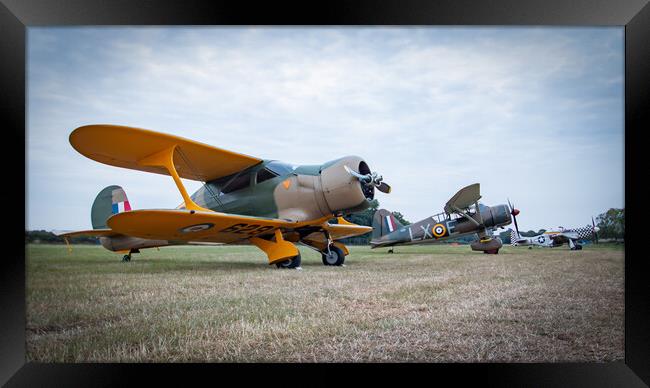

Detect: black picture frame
3,0,648,386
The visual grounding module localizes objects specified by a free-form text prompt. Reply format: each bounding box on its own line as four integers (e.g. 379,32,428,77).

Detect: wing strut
138,145,211,212
449,205,481,227
63,236,72,254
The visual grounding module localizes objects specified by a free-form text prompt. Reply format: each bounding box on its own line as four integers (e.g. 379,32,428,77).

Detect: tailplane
372,209,404,239
91,185,132,229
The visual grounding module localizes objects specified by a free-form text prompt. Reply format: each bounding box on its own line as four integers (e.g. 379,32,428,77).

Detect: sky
26,27,624,232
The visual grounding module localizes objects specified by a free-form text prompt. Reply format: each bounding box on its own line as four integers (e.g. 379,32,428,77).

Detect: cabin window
256,168,278,184
221,172,251,194
266,160,295,176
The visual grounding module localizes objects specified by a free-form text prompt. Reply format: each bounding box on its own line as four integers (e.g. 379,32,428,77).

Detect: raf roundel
179,223,215,234
432,223,447,238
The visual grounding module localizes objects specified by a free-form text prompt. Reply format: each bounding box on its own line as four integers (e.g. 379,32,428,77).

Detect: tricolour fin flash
91,185,132,229
372,209,404,239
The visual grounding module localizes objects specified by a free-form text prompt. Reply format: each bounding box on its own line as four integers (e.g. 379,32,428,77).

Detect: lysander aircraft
509,209,600,250
59,124,392,268
370,183,517,254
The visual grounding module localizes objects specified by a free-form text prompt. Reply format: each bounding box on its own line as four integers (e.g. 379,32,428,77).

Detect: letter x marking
420,223,432,239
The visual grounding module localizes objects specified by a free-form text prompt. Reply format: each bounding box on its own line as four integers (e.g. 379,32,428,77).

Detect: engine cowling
319,156,375,215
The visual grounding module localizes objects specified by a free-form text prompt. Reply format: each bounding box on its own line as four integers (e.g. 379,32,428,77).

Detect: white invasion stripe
385,215,394,232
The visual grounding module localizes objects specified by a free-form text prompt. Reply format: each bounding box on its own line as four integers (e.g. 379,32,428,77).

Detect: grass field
26,243,624,362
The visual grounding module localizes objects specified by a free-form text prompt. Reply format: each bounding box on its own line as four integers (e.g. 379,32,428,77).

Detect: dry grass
26,243,624,362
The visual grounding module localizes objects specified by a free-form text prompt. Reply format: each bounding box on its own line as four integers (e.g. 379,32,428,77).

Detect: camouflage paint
371,204,512,249
189,156,374,222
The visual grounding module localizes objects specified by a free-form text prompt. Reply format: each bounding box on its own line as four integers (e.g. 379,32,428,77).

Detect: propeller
344,165,392,194
592,216,599,244
508,198,521,237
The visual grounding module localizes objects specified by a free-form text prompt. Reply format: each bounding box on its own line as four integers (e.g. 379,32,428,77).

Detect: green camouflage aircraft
371,183,517,254
59,124,391,269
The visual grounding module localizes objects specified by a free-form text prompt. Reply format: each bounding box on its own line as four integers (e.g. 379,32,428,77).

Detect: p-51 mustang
370,183,517,254
59,124,391,268
509,212,600,250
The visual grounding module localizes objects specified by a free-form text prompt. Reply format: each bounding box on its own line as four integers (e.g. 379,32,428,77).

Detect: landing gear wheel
388,248,394,254
321,246,345,266
276,253,301,269
576,244,582,250
484,249,499,254
122,254,131,262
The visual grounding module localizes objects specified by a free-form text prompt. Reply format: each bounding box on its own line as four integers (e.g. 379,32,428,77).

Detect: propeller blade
344,165,391,194
592,216,599,244
343,165,371,183
508,199,521,236
377,182,391,194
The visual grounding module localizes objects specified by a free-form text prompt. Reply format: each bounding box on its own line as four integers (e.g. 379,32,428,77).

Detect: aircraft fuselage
372,204,512,248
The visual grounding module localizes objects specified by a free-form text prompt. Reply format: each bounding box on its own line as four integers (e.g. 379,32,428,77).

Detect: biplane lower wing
300,219,372,254
323,223,372,240
106,209,305,243
55,229,118,238
107,209,371,243
106,209,370,264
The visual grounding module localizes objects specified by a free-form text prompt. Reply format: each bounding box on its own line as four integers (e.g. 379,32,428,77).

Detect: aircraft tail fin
372,209,404,239
91,185,133,229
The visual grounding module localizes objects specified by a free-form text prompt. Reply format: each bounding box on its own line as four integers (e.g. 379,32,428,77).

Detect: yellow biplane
59,125,391,268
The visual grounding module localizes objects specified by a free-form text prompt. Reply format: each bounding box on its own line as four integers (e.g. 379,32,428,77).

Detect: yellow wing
56,229,117,238
106,209,321,243
299,218,371,254
323,223,372,240
70,124,262,182
106,209,371,244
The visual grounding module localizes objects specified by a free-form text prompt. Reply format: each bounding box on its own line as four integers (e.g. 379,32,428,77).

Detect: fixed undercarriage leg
121,248,139,262
250,229,301,269
320,231,347,266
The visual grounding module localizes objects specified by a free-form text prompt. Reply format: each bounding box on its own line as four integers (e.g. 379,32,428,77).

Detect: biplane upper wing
70,124,263,182
444,183,481,214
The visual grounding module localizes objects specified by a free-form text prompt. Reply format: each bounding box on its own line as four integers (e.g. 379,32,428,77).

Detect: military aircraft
370,183,517,254
58,124,392,268
509,208,600,250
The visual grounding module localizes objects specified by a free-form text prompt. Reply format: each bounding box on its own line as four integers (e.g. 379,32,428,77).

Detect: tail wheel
276,253,301,269
322,246,345,266
122,254,131,262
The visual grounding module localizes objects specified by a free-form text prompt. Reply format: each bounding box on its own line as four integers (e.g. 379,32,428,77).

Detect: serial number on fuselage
219,223,275,235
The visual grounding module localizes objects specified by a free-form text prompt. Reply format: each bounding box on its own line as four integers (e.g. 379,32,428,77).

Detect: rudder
91,185,132,229
372,209,404,239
